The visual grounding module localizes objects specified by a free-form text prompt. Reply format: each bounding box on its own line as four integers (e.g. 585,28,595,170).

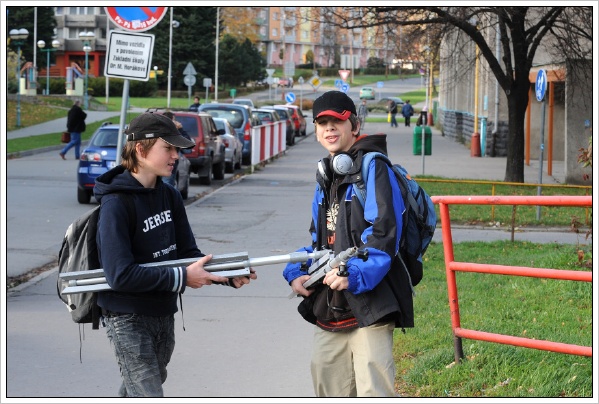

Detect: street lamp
153,65,158,83
79,31,95,110
9,28,29,128
37,39,61,95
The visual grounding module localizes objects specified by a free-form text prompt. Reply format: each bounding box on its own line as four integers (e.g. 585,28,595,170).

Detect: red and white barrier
250,121,286,166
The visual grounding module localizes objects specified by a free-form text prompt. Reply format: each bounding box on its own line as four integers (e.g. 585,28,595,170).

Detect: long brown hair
121,139,158,173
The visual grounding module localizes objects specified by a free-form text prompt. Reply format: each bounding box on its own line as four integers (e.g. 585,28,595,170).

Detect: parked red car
275,104,306,136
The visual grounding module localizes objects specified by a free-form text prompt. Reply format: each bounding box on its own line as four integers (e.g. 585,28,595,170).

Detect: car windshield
202,107,244,129
90,128,119,147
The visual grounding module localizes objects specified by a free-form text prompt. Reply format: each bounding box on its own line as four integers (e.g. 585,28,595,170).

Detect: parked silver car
213,117,243,173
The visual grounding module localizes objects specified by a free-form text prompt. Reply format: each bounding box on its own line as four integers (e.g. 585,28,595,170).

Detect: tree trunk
504,83,530,183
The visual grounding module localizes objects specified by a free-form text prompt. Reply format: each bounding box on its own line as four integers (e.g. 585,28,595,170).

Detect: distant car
276,104,307,136
213,117,243,173
252,108,281,126
76,122,191,203
277,77,294,88
261,105,295,146
359,86,376,100
232,98,255,108
198,103,260,166
375,97,405,112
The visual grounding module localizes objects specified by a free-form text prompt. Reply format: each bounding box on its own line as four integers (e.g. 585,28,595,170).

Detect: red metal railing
431,195,592,362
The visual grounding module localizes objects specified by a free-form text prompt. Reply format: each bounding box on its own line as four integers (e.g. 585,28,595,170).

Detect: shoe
59,153,66,160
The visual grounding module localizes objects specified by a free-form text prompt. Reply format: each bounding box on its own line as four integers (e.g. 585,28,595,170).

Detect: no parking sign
105,7,168,32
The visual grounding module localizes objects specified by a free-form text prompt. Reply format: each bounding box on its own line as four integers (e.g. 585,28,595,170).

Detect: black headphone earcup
318,157,333,186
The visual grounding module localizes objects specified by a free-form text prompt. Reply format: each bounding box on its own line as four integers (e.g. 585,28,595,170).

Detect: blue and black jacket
283,134,415,328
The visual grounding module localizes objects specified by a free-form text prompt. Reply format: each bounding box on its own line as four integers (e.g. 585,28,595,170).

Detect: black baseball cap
126,112,195,148
312,91,357,122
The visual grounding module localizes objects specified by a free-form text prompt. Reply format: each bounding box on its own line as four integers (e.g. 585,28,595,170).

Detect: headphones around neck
317,152,356,185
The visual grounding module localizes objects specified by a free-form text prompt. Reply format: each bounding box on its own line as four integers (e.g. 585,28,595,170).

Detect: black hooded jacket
94,166,202,316
283,134,415,329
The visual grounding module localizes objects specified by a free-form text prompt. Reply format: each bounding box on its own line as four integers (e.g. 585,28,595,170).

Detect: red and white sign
105,7,168,32
338,70,350,81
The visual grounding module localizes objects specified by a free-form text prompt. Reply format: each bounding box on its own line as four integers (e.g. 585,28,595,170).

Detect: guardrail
250,121,285,168
432,195,592,362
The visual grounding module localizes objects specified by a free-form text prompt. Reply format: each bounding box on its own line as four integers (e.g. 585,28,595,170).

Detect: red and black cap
126,112,195,148
312,90,357,122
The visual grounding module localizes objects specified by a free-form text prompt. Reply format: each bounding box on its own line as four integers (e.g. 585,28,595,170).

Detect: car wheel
234,152,242,170
225,160,234,173
242,155,251,166
198,163,212,185
213,159,225,180
77,187,91,204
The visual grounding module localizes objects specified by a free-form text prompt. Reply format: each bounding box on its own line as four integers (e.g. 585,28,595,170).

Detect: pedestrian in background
401,100,415,127
60,100,86,160
387,99,398,128
94,112,257,397
189,96,201,112
283,91,411,397
357,99,368,130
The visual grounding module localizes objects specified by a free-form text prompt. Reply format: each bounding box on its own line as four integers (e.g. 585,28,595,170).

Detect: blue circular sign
285,92,296,103
340,83,350,93
535,69,547,102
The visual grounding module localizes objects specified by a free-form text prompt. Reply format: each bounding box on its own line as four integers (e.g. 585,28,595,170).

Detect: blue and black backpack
354,152,437,292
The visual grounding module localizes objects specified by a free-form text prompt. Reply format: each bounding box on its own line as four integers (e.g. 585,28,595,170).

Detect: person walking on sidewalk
357,99,368,129
60,100,87,160
401,100,415,127
387,99,398,128
283,91,411,397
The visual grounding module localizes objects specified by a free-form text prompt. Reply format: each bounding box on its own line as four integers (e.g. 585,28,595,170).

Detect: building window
69,7,95,15
272,28,278,37
55,7,63,15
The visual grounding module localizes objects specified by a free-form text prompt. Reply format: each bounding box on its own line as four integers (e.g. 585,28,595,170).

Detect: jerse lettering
142,210,172,232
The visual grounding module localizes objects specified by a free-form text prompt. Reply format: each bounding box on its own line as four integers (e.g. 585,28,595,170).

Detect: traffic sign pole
535,69,548,221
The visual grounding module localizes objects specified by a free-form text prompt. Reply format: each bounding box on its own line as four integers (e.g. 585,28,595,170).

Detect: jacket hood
94,165,158,203
348,133,388,157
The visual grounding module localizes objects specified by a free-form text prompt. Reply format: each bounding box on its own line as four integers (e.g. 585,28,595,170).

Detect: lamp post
9,28,29,128
153,65,158,83
37,39,60,95
79,31,95,110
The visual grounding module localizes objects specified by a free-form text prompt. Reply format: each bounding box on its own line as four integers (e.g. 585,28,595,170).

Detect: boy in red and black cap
283,91,412,397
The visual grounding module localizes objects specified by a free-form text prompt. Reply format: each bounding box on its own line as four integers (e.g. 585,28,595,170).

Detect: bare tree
318,6,591,183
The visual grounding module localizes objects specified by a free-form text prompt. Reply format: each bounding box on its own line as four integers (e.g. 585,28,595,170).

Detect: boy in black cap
283,91,412,397
94,112,256,397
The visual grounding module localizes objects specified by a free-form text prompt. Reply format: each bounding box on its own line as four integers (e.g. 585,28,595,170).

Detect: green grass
395,240,592,397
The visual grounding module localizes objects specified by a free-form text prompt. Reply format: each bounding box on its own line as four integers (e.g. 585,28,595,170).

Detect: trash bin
470,132,481,157
413,126,432,155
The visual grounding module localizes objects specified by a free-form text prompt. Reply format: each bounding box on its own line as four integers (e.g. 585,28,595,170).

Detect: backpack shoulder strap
355,151,391,208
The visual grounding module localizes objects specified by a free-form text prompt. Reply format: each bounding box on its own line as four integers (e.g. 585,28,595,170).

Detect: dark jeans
104,313,176,397
61,132,81,158
390,113,398,127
